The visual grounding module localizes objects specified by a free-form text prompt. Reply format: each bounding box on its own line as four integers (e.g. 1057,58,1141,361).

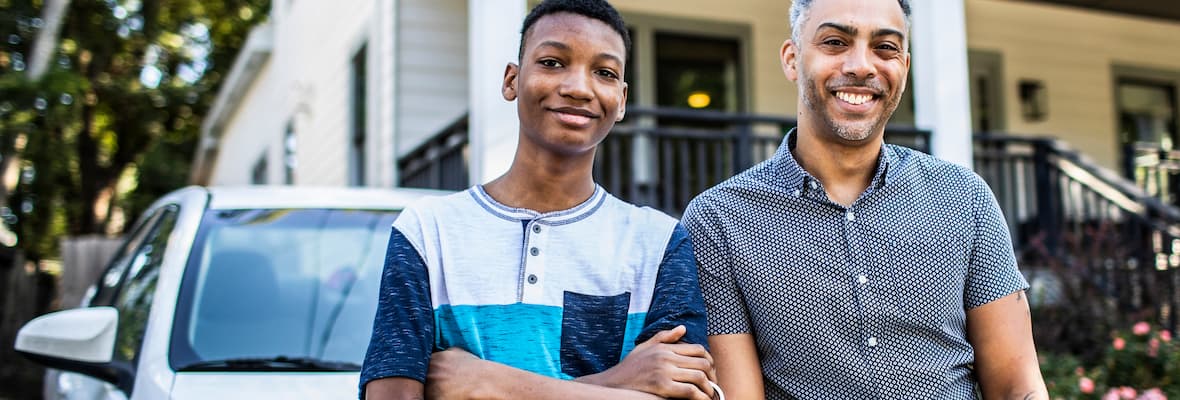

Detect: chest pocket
560,291,631,377
882,239,968,326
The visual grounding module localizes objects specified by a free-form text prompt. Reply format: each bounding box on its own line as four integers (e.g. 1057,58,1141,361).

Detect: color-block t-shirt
359,185,707,397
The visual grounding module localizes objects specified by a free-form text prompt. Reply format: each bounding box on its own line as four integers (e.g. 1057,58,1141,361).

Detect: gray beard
799,75,900,142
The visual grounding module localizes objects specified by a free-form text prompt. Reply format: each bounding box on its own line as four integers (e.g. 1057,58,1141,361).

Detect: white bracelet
709,381,725,400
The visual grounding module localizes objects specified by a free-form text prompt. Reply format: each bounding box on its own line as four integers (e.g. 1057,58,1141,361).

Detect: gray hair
789,0,912,43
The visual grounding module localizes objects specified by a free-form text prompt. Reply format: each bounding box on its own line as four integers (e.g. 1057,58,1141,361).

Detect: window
251,154,268,185
90,208,169,307
169,208,399,370
111,206,180,367
284,122,297,185
349,45,368,187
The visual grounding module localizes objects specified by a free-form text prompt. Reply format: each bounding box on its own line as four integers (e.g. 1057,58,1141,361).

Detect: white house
191,0,1180,200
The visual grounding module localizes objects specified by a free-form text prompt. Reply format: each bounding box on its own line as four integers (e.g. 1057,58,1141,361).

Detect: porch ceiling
1011,0,1180,23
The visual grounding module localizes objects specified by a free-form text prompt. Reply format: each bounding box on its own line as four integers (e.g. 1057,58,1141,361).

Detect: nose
558,68,594,101
842,44,877,80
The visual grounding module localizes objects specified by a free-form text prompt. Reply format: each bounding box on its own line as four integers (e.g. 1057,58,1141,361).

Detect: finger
667,343,709,358
664,353,714,379
640,326,687,349
673,381,711,400
654,325,687,344
671,368,712,397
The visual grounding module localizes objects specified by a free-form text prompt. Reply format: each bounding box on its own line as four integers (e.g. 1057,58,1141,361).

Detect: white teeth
836,91,872,105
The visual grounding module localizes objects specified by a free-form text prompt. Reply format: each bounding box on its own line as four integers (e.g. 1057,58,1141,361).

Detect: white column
911,0,974,168
468,0,526,185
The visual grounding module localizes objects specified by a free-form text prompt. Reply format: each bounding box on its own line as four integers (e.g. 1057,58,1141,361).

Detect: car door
46,204,180,400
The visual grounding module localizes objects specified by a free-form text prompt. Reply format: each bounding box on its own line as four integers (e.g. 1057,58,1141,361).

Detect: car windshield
170,208,398,371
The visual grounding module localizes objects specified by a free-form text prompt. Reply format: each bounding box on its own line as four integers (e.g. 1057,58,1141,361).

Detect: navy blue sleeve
358,227,434,399
635,224,710,349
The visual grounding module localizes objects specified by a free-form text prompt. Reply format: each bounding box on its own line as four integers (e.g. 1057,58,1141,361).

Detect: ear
616,81,628,121
781,39,799,82
502,62,520,101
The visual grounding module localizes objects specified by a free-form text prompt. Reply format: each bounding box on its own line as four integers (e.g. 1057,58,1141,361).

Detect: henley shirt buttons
867,337,879,347
846,210,856,221
809,181,819,190
527,274,538,284
857,274,868,284
532,225,542,234
530,247,540,256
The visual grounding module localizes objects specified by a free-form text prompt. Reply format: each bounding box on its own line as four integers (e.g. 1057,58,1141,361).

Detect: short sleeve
964,176,1030,309
358,227,434,399
681,197,752,335
635,224,710,348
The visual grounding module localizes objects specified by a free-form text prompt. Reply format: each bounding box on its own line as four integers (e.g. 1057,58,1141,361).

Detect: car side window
90,209,168,307
112,205,180,366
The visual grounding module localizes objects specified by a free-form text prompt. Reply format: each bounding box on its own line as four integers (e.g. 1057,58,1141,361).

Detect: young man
682,0,1048,398
360,1,717,399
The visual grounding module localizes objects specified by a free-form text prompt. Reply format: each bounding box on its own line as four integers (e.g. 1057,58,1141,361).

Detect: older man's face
784,0,910,143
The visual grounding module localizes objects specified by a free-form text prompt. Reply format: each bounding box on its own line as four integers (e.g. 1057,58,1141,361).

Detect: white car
15,186,444,400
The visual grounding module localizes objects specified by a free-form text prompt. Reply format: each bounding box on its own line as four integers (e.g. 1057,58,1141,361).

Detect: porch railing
398,113,469,191
596,107,931,214
975,134,1180,337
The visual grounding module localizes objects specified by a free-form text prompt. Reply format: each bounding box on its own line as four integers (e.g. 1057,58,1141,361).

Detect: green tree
0,0,269,260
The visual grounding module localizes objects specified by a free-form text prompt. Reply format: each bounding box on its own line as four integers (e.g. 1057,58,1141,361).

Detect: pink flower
1138,388,1167,400
1134,321,1152,336
1106,389,1124,400
1162,330,1173,342
1114,337,1126,350
1079,377,1095,394
1149,338,1161,358
1120,387,1138,399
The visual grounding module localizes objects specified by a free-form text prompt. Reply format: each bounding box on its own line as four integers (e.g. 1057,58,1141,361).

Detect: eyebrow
534,40,624,65
816,22,906,41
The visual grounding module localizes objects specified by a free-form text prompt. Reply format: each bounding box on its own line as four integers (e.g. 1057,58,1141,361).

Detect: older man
682,0,1048,398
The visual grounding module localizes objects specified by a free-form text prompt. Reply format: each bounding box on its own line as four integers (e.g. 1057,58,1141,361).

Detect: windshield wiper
177,356,361,372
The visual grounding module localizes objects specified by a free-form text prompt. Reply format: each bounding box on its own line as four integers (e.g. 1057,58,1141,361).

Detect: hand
578,325,717,400
425,347,491,400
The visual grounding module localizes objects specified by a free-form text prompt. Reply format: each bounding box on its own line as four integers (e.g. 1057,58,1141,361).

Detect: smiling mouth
833,91,878,106
549,107,600,126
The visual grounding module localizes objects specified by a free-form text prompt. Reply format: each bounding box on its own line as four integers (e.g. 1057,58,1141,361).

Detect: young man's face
503,12,628,157
782,0,910,143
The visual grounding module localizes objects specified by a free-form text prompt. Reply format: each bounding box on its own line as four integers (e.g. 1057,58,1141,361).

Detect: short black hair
518,0,631,61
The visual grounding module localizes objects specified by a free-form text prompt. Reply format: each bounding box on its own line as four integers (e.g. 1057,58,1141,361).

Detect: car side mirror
14,307,126,385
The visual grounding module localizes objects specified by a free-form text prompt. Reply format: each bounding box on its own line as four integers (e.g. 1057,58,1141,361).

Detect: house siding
396,0,469,158
967,0,1180,171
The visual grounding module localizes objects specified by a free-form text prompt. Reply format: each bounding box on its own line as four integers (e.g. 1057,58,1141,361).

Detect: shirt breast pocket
559,291,631,377
882,239,968,325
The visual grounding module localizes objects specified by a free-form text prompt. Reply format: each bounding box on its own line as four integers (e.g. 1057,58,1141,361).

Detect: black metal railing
398,114,469,191
1125,141,1180,208
597,107,931,214
976,134,1180,340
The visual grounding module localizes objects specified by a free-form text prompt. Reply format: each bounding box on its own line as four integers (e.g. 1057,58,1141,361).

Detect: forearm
366,377,425,400
475,361,662,400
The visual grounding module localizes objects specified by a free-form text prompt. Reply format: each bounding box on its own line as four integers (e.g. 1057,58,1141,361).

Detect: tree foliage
0,0,269,260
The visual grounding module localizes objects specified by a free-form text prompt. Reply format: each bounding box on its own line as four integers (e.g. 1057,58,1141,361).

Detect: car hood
171,372,359,399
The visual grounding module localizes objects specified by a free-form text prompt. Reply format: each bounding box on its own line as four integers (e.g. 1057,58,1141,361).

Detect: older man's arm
967,290,1048,400
708,333,765,400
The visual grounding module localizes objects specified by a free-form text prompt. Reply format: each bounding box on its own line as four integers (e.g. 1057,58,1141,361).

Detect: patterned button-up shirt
682,129,1029,399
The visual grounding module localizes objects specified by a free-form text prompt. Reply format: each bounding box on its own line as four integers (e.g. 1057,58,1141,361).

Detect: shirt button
793,189,801,197
532,225,542,234
527,274,538,284
530,247,540,256
846,210,855,221
857,275,868,284
867,337,878,347
809,181,819,190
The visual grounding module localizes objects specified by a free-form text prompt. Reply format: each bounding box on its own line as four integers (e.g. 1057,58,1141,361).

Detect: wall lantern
1019,79,1047,122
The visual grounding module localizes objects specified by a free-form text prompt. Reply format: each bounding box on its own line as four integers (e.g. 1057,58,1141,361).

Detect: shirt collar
469,184,607,225
772,128,900,193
